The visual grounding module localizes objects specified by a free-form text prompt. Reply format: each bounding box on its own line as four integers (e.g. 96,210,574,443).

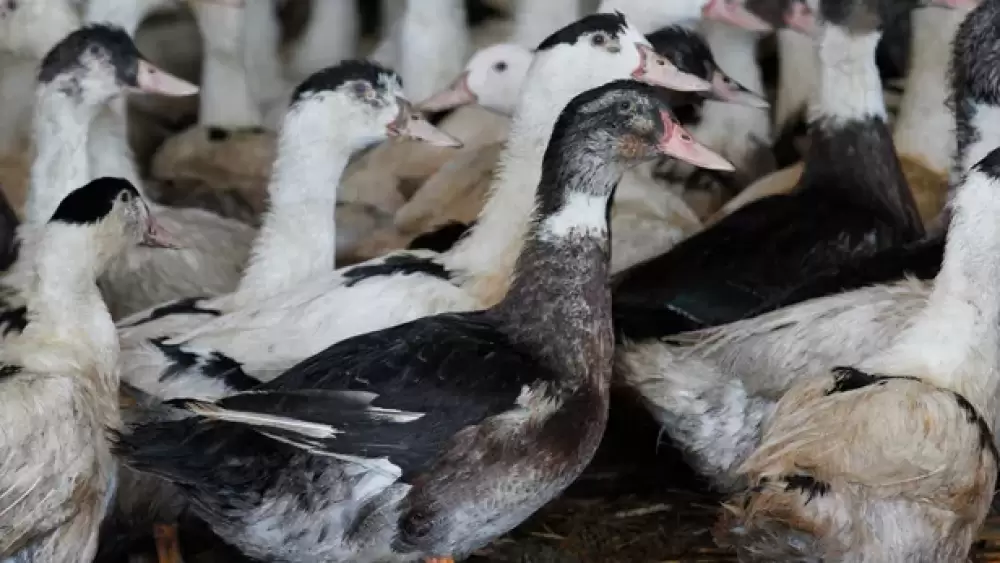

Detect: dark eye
591,33,607,47
493,61,507,73
353,82,371,97
88,45,101,57
618,100,633,112
119,191,133,203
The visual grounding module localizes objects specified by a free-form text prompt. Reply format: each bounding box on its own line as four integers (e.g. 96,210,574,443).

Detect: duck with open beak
703,0,775,32
387,97,464,147
657,110,736,171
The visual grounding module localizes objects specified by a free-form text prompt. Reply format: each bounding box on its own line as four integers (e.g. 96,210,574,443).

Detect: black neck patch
38,23,143,88
291,59,398,105
49,177,139,225
536,12,629,52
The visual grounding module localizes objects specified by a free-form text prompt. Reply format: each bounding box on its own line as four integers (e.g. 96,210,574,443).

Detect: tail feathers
173,398,343,441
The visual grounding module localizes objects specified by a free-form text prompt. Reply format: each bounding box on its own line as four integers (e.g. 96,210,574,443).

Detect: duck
600,0,773,33
716,0,968,226
0,177,175,563
118,60,462,345
619,0,995,493
715,140,1000,561
116,13,733,402
611,0,926,342
115,77,714,563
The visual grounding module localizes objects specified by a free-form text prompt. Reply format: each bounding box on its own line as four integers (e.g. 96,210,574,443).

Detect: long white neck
695,21,770,167
810,26,885,124
598,0,703,33
0,55,37,153
863,166,1000,418
398,0,469,101
24,89,96,227
242,0,287,111
234,112,352,302
12,226,119,386
444,59,575,298
289,0,359,81
191,1,263,128
84,0,171,35
775,28,818,133
87,98,145,193
892,6,969,174
512,0,581,48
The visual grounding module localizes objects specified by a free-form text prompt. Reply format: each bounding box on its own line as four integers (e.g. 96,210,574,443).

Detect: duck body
116,78,696,562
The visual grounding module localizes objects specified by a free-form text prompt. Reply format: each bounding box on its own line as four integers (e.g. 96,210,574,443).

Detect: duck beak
657,111,735,172
417,72,477,112
783,0,819,37
141,214,181,249
709,70,769,109
388,98,464,148
702,0,773,32
633,43,712,93
132,59,200,97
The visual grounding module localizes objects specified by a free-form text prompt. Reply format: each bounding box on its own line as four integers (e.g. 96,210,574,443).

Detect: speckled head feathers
38,24,143,87
950,0,1000,107
290,59,401,106
645,26,714,80
49,177,140,225
536,11,629,51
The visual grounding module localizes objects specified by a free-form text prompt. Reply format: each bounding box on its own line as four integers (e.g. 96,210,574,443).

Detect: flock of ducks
1,0,1000,561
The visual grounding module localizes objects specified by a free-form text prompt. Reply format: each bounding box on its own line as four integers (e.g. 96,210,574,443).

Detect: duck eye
493,61,508,73
591,33,607,47
353,82,371,97
618,100,633,112
88,45,101,57
119,191,133,203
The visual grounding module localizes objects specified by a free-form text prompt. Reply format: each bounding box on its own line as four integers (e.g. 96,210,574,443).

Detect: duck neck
802,24,923,235
289,0,358,81
495,149,619,391
810,25,885,124
869,166,1000,418
88,97,145,192
191,1,263,128
775,28,818,134
398,0,468,102
16,226,120,392
892,6,969,174
513,0,581,48
234,112,352,301
84,0,166,35
24,87,98,228
444,77,562,302
0,55,36,153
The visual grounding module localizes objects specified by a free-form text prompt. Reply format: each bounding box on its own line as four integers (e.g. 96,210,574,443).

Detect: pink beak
417,71,478,113
657,111,735,172
133,59,200,97
141,213,181,249
703,0,774,32
387,98,464,148
632,43,712,93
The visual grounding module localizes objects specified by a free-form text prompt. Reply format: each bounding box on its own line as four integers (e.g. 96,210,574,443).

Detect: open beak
633,43,712,93
709,70,769,108
657,111,735,172
132,59,200,97
417,71,478,113
387,99,464,148
702,0,774,32
783,0,819,36
141,214,181,249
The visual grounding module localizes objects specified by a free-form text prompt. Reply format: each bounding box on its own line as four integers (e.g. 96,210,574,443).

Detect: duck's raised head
291,60,462,150
532,12,713,96
37,23,198,105
646,26,769,108
542,80,734,199
48,176,177,259
417,43,534,116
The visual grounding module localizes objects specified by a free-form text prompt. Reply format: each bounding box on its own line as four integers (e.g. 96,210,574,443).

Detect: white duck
0,176,174,563
116,13,732,401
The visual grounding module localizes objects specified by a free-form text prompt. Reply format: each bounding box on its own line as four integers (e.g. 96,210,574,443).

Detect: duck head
646,26,770,108
37,23,198,107
417,43,533,115
47,177,178,264
289,60,462,151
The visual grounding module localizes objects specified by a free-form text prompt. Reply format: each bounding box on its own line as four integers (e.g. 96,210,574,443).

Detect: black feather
536,12,629,51
38,23,144,88
342,253,453,288
49,177,139,225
